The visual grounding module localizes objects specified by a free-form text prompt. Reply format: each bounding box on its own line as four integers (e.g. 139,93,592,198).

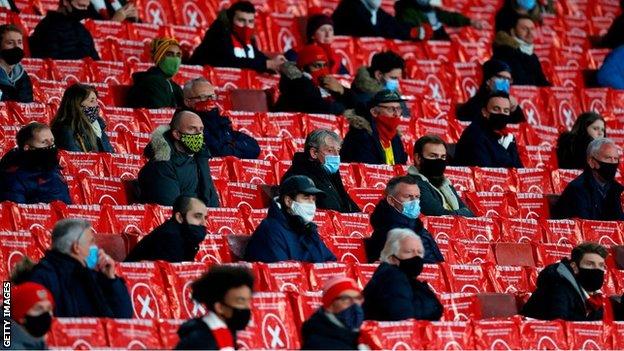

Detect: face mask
491,78,510,93
322,155,340,174
486,112,510,131
395,255,424,277
576,267,605,292
310,67,330,86
23,312,52,338
0,47,24,65
419,157,446,179
158,56,181,77
516,0,536,11
290,201,316,223
362,0,381,10
400,198,420,219
334,304,364,331
179,132,204,154
23,146,59,171
232,23,254,44
183,222,207,245
594,159,618,182
374,114,401,144
384,78,400,92
222,303,252,331
85,245,99,269
82,105,100,123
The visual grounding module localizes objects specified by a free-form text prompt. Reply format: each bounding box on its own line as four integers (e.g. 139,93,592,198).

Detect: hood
536,259,585,301
493,30,521,49
344,109,373,135
353,66,383,94
370,198,423,233
0,63,25,86
145,125,173,161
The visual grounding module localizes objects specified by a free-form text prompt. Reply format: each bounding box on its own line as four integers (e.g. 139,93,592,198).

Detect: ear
22,145,31,151
71,241,80,256
309,147,319,160
414,152,422,167
214,301,226,316
374,70,383,81
569,261,579,274
481,108,488,118
175,212,184,224
370,107,377,117
171,129,181,141
283,195,294,208
587,156,598,169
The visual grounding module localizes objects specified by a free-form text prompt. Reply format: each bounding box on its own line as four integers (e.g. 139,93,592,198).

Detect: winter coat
598,14,624,49
138,126,220,207
521,259,603,321
126,66,184,109
491,31,550,86
350,67,410,117
282,152,360,213
197,108,260,159
367,199,444,263
124,218,206,262
341,109,408,165
494,0,543,33
455,85,525,123
52,117,114,153
284,48,349,75
406,166,474,217
27,250,132,318
332,0,415,40
174,318,221,350
556,132,592,170
596,45,624,90
188,11,269,72
363,262,443,321
0,149,71,204
552,170,624,221
394,0,471,28
0,63,33,102
453,118,523,168
29,11,99,60
7,320,47,350
244,201,337,263
301,309,360,350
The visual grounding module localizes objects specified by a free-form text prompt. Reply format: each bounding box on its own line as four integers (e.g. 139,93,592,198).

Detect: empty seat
229,89,269,112
494,243,535,267
94,233,128,262
476,293,519,318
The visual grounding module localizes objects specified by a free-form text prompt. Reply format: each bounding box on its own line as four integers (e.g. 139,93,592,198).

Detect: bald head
170,110,204,133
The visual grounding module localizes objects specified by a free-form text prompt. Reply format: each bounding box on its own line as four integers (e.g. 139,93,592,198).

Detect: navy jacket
27,250,132,318
175,318,221,350
455,85,525,123
332,0,414,40
301,309,359,350
341,113,408,165
0,63,33,103
124,219,206,262
244,201,337,263
552,170,624,221
52,117,114,153
363,262,443,321
367,199,444,263
453,118,523,168
197,108,260,159
29,11,99,60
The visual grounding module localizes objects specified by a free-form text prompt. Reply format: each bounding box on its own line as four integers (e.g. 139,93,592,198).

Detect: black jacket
52,117,114,153
127,66,184,109
521,259,603,321
301,309,360,350
29,11,99,60
332,0,415,39
138,126,220,207
367,199,444,263
282,152,360,213
27,250,132,318
363,262,443,321
284,49,349,75
494,0,543,33
599,14,624,49
453,118,523,168
197,108,260,159
552,170,624,220
491,32,550,87
455,85,525,123
407,167,474,217
0,63,33,103
556,132,591,170
175,318,221,350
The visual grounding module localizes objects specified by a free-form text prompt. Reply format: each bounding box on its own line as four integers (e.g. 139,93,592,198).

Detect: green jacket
394,0,471,28
127,66,183,109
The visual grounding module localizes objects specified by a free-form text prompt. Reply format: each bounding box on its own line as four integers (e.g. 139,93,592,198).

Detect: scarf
231,35,255,59
513,36,534,55
202,311,235,350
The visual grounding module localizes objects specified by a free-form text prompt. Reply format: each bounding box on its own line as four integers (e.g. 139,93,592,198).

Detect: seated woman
556,112,606,170
50,83,113,153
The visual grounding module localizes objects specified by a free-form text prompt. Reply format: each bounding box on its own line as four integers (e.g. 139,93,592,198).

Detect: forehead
581,253,605,263
316,24,333,32
2,31,22,41
378,102,401,108
34,128,54,139
497,71,512,79
234,10,254,19
399,236,422,250
179,112,203,126
423,142,446,153
166,45,181,53
188,198,208,212
193,81,214,93
599,143,620,156
396,182,419,193
487,97,511,108
516,19,535,29
321,135,340,147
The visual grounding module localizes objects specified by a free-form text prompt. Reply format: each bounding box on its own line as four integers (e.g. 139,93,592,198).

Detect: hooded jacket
282,152,360,213
52,117,114,153
453,118,523,168
367,199,444,263
455,84,525,123
244,201,337,263
127,66,184,109
138,126,220,207
197,108,260,159
521,259,604,321
407,166,474,217
491,31,550,87
301,308,360,350
351,67,410,116
0,63,33,102
596,45,624,90
8,319,47,350
332,0,415,40
29,11,100,60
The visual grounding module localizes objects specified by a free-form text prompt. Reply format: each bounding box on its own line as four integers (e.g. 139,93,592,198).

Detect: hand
321,75,345,94
266,55,286,72
96,249,116,279
471,19,487,30
112,3,137,22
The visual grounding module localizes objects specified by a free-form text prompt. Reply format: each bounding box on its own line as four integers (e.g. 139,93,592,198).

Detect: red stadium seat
307,262,353,290
229,89,270,112
325,236,367,263
0,230,44,281
352,263,378,288
425,320,475,349
116,261,173,319
158,319,185,349
160,262,211,319
451,240,496,264
346,188,384,214
259,261,309,293
580,220,624,246
356,163,399,189
48,318,108,349
460,217,501,242
359,320,425,350
519,320,568,350
289,291,323,330
472,318,521,349
444,166,476,192
194,234,233,263
487,263,533,294
512,193,550,220
551,168,583,194
535,242,575,266
94,233,127,261
106,319,163,349
439,293,480,321
566,321,612,350
445,264,494,293
334,212,373,238
542,219,583,246
206,207,248,235
493,243,536,267
464,191,516,218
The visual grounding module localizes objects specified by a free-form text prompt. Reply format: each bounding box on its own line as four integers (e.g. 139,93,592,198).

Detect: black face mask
221,303,252,332
576,267,605,292
419,156,447,180
182,222,207,245
0,47,24,65
68,5,90,20
486,112,510,131
593,159,618,182
23,312,52,338
22,146,59,171
395,255,424,277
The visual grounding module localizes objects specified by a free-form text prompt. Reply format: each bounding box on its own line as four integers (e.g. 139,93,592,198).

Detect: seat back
476,293,519,319
494,242,536,266
94,233,128,261
229,89,269,112
109,84,133,107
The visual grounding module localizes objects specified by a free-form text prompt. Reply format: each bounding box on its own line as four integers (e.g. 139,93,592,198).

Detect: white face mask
290,201,316,223
513,36,534,55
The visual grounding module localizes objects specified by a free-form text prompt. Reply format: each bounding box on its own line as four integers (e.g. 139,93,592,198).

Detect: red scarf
203,312,235,350
318,43,342,74
585,293,604,313
374,115,401,147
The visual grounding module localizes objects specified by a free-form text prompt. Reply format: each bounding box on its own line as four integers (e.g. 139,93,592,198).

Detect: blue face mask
516,0,536,11
401,199,421,219
85,245,99,269
334,304,364,331
491,77,510,93
384,78,400,92
323,155,340,174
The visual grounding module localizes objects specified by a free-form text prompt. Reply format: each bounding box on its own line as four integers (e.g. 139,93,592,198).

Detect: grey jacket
5,320,47,350
407,166,474,217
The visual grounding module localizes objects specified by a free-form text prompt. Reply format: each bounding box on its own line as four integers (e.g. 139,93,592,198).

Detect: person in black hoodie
522,242,608,321
125,196,208,262
176,265,254,350
556,112,606,170
283,129,359,213
367,175,444,263
0,24,33,102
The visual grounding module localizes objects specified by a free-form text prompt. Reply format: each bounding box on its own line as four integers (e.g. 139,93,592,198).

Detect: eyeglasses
376,105,402,115
335,295,364,304
188,94,217,101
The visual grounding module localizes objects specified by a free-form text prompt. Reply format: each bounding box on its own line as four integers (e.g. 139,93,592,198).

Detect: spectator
596,45,624,90
0,123,70,204
176,265,254,349
367,176,444,263
363,228,443,321
453,92,523,168
275,44,355,114
9,282,54,350
595,0,624,49
182,77,260,159
341,90,409,165
285,12,349,75
0,24,33,102
522,242,608,321
557,112,606,170
283,129,360,213
456,59,525,123
138,110,220,207
491,15,550,86
87,0,138,22
125,197,208,262
188,1,285,72
51,83,113,153
407,135,474,217
27,219,132,318
127,37,184,109
29,0,99,60
494,0,549,33
301,277,364,349
552,138,624,221
244,175,336,263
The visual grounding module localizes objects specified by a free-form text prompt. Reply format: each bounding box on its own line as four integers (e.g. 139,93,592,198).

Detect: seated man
367,176,444,263
138,110,220,207
188,1,285,72
453,92,523,168
301,277,364,350
552,138,624,220
363,228,443,321
0,25,33,102
341,90,408,165
27,219,132,318
127,37,184,108
244,175,336,263
283,129,360,213
125,196,208,262
407,135,473,216
0,122,71,204
522,242,608,321
182,77,260,159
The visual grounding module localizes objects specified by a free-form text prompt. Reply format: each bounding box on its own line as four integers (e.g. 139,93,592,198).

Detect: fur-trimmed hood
344,108,373,135
352,66,383,93
145,125,174,162
494,30,521,49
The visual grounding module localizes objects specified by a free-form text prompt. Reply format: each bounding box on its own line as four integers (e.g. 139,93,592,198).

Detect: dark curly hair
191,265,254,310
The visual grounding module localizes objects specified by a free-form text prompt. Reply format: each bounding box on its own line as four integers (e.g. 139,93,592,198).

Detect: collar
202,311,228,330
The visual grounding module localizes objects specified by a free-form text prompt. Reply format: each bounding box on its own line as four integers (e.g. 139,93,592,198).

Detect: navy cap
370,89,406,106
280,175,325,196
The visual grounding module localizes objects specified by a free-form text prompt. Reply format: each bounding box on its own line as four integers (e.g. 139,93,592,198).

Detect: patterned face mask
179,132,204,153
82,105,100,123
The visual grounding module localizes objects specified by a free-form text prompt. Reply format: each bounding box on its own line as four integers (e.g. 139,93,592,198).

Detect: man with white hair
362,228,442,321
26,219,132,318
552,137,624,220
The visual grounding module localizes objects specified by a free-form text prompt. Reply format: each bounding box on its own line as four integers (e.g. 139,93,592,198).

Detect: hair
385,175,418,196
586,137,616,158
50,83,98,151
569,112,606,138
0,24,22,42
571,242,608,265
513,14,535,29
191,265,254,310
51,219,92,255
304,129,341,155
227,1,256,22
370,51,405,75
173,196,204,217
483,91,511,108
379,228,422,263
16,122,50,150
169,109,199,130
414,134,446,156
182,77,210,98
